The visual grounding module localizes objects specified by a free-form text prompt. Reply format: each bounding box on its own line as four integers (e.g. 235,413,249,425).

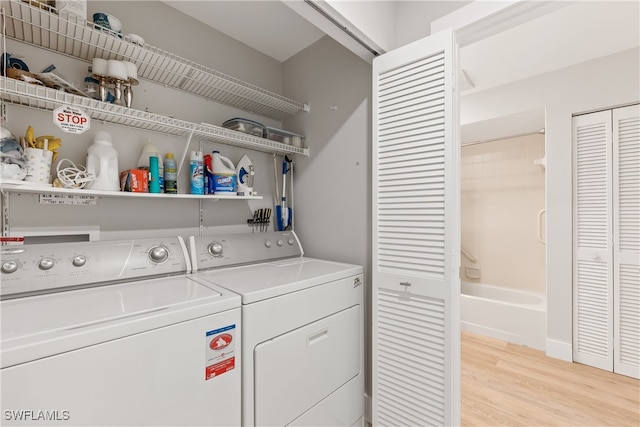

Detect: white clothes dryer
189,231,364,426
0,237,241,426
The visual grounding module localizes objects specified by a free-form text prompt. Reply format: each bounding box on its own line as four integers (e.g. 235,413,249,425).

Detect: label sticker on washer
205,324,236,380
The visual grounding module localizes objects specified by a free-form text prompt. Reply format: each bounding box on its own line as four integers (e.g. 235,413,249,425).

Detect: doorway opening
459,111,547,351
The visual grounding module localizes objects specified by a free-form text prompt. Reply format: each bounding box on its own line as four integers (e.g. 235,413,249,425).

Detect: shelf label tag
53,105,91,134
39,193,98,205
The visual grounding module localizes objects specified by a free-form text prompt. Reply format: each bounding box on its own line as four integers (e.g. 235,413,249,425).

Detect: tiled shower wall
461,133,546,293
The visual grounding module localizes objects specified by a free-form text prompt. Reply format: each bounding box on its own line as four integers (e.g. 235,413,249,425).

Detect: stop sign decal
54,105,91,134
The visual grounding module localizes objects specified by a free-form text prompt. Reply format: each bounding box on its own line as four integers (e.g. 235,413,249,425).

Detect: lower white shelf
0,182,262,201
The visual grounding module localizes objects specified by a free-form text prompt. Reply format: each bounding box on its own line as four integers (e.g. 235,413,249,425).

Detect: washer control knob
149,246,169,263
1,260,18,274
208,242,224,257
288,238,294,245
277,239,283,246
39,258,54,270
72,255,87,267
265,240,272,248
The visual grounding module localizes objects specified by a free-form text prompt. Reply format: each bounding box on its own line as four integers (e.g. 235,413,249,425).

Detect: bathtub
460,281,546,351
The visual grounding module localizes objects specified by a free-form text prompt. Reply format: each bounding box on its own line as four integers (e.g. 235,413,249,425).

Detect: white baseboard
546,338,572,361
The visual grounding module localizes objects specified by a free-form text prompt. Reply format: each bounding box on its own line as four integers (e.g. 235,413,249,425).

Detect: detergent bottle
137,138,164,192
86,131,119,191
211,151,236,194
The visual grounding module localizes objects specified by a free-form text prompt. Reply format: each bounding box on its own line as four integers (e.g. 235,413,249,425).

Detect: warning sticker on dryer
205,324,236,380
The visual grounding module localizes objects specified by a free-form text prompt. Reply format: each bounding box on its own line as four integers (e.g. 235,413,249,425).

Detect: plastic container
265,126,305,147
211,151,236,194
86,131,119,191
149,155,161,193
163,152,177,194
189,151,204,195
222,118,265,137
137,139,164,192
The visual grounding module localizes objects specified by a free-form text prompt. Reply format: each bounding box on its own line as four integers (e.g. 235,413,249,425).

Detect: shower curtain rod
462,129,545,146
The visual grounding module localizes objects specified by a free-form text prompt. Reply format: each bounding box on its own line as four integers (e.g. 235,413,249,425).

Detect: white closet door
573,111,614,371
372,29,460,426
613,104,640,379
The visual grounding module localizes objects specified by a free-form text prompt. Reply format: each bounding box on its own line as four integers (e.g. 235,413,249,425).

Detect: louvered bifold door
372,29,460,427
573,111,614,371
613,104,640,379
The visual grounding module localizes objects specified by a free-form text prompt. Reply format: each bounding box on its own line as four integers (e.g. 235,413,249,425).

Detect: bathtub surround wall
461,133,546,293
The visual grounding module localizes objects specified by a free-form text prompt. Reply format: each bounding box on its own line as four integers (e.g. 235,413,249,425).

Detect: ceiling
163,1,639,96
162,1,326,62
458,0,640,95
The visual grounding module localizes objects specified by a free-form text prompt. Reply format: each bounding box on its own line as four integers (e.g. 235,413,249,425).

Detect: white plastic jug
211,151,236,194
86,131,119,191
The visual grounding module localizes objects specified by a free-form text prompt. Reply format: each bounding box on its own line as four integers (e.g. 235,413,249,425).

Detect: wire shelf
0,0,310,120
0,182,264,200
1,78,310,156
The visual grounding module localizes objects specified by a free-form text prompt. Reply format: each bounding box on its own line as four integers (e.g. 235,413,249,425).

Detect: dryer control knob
39,258,54,270
1,260,18,274
277,239,283,246
72,255,87,267
149,246,169,263
265,240,272,248
208,242,223,257
288,238,294,245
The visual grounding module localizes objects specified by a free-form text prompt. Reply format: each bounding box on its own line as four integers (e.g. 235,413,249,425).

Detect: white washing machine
0,237,241,426
189,231,364,427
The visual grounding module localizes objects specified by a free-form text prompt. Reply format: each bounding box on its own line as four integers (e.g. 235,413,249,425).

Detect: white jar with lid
86,131,119,191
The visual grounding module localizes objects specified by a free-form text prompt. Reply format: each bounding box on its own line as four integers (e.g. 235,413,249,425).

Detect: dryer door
254,305,361,426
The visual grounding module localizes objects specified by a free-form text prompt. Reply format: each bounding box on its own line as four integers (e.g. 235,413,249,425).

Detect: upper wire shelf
0,0,310,120
1,77,309,156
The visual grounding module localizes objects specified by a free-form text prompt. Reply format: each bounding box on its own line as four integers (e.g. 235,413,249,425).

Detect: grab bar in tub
461,247,477,264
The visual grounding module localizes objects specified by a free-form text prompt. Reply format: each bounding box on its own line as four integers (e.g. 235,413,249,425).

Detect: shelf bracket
303,104,311,114
1,189,9,237
198,199,203,236
177,128,196,176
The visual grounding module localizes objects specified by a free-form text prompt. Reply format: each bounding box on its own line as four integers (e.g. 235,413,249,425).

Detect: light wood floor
462,331,640,426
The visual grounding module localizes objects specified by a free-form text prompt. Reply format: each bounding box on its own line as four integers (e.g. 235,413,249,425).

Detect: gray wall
3,1,285,238
282,35,372,394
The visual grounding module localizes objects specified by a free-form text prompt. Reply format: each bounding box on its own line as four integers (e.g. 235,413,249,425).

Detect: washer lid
1,275,240,368
195,257,363,304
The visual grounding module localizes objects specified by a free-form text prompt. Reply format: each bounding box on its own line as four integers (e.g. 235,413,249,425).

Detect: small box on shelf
120,169,148,192
222,118,265,137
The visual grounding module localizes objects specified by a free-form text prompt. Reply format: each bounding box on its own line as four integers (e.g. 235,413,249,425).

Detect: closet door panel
613,105,640,379
573,111,613,371
372,29,460,426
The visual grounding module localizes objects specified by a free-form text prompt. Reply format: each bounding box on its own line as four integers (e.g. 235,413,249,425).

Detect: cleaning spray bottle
189,150,204,194
211,151,236,194
163,152,177,194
